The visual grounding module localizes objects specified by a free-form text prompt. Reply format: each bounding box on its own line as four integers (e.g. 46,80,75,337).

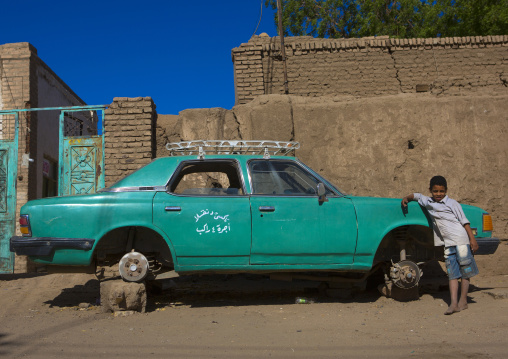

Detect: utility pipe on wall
276,0,289,94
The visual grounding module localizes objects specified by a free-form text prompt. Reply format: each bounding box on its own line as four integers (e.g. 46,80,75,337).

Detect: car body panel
153,192,252,266
19,191,174,266
351,197,432,270
461,204,493,238
250,196,357,266
10,154,498,275
108,158,180,189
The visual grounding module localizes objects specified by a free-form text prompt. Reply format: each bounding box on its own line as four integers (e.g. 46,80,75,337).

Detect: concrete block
100,280,147,313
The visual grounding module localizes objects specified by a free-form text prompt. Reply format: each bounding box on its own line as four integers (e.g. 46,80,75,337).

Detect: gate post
0,112,19,273
104,97,157,187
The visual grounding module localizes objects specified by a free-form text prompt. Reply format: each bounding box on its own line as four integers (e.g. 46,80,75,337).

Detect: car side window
169,161,244,196
249,160,330,196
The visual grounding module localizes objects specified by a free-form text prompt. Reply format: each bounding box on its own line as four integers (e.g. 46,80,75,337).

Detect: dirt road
1,243,507,359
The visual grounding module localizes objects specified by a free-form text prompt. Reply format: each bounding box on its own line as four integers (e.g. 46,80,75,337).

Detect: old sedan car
10,140,499,290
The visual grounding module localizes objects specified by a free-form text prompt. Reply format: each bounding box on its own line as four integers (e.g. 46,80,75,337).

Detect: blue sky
0,1,278,115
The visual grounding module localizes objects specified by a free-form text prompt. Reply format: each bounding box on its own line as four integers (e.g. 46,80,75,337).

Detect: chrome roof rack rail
166,140,300,159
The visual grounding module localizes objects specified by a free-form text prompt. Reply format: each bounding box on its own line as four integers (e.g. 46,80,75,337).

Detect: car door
248,159,357,266
152,159,251,267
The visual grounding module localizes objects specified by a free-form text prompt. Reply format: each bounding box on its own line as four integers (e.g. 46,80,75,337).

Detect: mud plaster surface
157,93,508,238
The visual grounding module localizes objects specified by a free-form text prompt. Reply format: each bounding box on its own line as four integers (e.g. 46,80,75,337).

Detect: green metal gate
59,107,106,196
0,112,19,273
0,105,105,273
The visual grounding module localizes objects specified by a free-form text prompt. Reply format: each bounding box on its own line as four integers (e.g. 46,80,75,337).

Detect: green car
10,141,499,290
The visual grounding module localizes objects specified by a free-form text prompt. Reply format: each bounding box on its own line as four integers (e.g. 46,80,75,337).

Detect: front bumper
475,237,501,255
10,237,95,256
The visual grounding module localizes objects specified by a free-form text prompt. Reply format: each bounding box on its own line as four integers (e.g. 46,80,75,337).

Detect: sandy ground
1,243,507,359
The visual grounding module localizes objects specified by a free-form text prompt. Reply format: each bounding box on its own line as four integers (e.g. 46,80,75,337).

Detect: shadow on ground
417,260,494,307
146,273,388,311
0,332,18,357
44,279,100,308
0,273,48,281
37,260,495,312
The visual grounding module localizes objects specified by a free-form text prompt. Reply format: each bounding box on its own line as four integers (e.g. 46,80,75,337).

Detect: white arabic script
194,209,231,235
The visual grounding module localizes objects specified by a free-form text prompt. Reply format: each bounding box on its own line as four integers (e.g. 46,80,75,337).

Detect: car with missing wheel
10,140,499,292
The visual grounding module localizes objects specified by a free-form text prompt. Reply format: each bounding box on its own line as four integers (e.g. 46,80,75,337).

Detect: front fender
351,197,431,270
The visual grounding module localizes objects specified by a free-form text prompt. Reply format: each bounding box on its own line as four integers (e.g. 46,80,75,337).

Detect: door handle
258,206,275,212
165,206,181,212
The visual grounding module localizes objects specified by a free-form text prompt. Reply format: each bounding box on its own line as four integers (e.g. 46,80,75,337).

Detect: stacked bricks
231,35,508,104
0,43,37,273
232,41,265,104
104,97,157,186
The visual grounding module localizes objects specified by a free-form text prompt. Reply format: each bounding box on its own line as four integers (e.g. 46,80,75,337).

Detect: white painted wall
36,64,88,198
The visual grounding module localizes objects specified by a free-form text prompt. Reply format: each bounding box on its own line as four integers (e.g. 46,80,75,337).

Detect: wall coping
0,42,38,55
232,34,508,56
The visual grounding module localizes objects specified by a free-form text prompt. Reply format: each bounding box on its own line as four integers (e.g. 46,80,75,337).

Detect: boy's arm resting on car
401,194,415,207
463,223,479,253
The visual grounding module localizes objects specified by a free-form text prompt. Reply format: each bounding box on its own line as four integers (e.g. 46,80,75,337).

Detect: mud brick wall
232,35,508,104
0,43,35,215
104,97,157,187
0,43,38,273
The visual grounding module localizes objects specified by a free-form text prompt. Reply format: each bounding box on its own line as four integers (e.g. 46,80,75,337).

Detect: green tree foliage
265,0,508,38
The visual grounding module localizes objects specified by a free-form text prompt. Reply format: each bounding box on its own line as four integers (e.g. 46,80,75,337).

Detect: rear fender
93,223,177,265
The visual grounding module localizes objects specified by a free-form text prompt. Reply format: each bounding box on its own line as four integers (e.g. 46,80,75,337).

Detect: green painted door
0,141,17,273
250,196,357,264
248,159,357,265
152,159,252,267
153,193,252,266
61,136,104,195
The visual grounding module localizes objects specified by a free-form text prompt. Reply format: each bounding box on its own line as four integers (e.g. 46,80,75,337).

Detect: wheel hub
119,251,149,282
390,260,422,289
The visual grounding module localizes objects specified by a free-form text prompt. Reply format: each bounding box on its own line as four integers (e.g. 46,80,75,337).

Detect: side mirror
317,183,328,203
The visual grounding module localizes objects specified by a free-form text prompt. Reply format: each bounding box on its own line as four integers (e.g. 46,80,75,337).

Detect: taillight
19,214,31,236
483,213,493,232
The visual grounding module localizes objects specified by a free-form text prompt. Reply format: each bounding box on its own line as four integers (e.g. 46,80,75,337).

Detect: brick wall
0,43,37,272
232,35,508,104
104,97,157,187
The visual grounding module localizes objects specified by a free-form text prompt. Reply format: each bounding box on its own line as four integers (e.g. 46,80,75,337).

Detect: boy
401,175,479,315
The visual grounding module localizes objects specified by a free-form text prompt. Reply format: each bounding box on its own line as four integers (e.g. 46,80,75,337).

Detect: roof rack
166,140,300,159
